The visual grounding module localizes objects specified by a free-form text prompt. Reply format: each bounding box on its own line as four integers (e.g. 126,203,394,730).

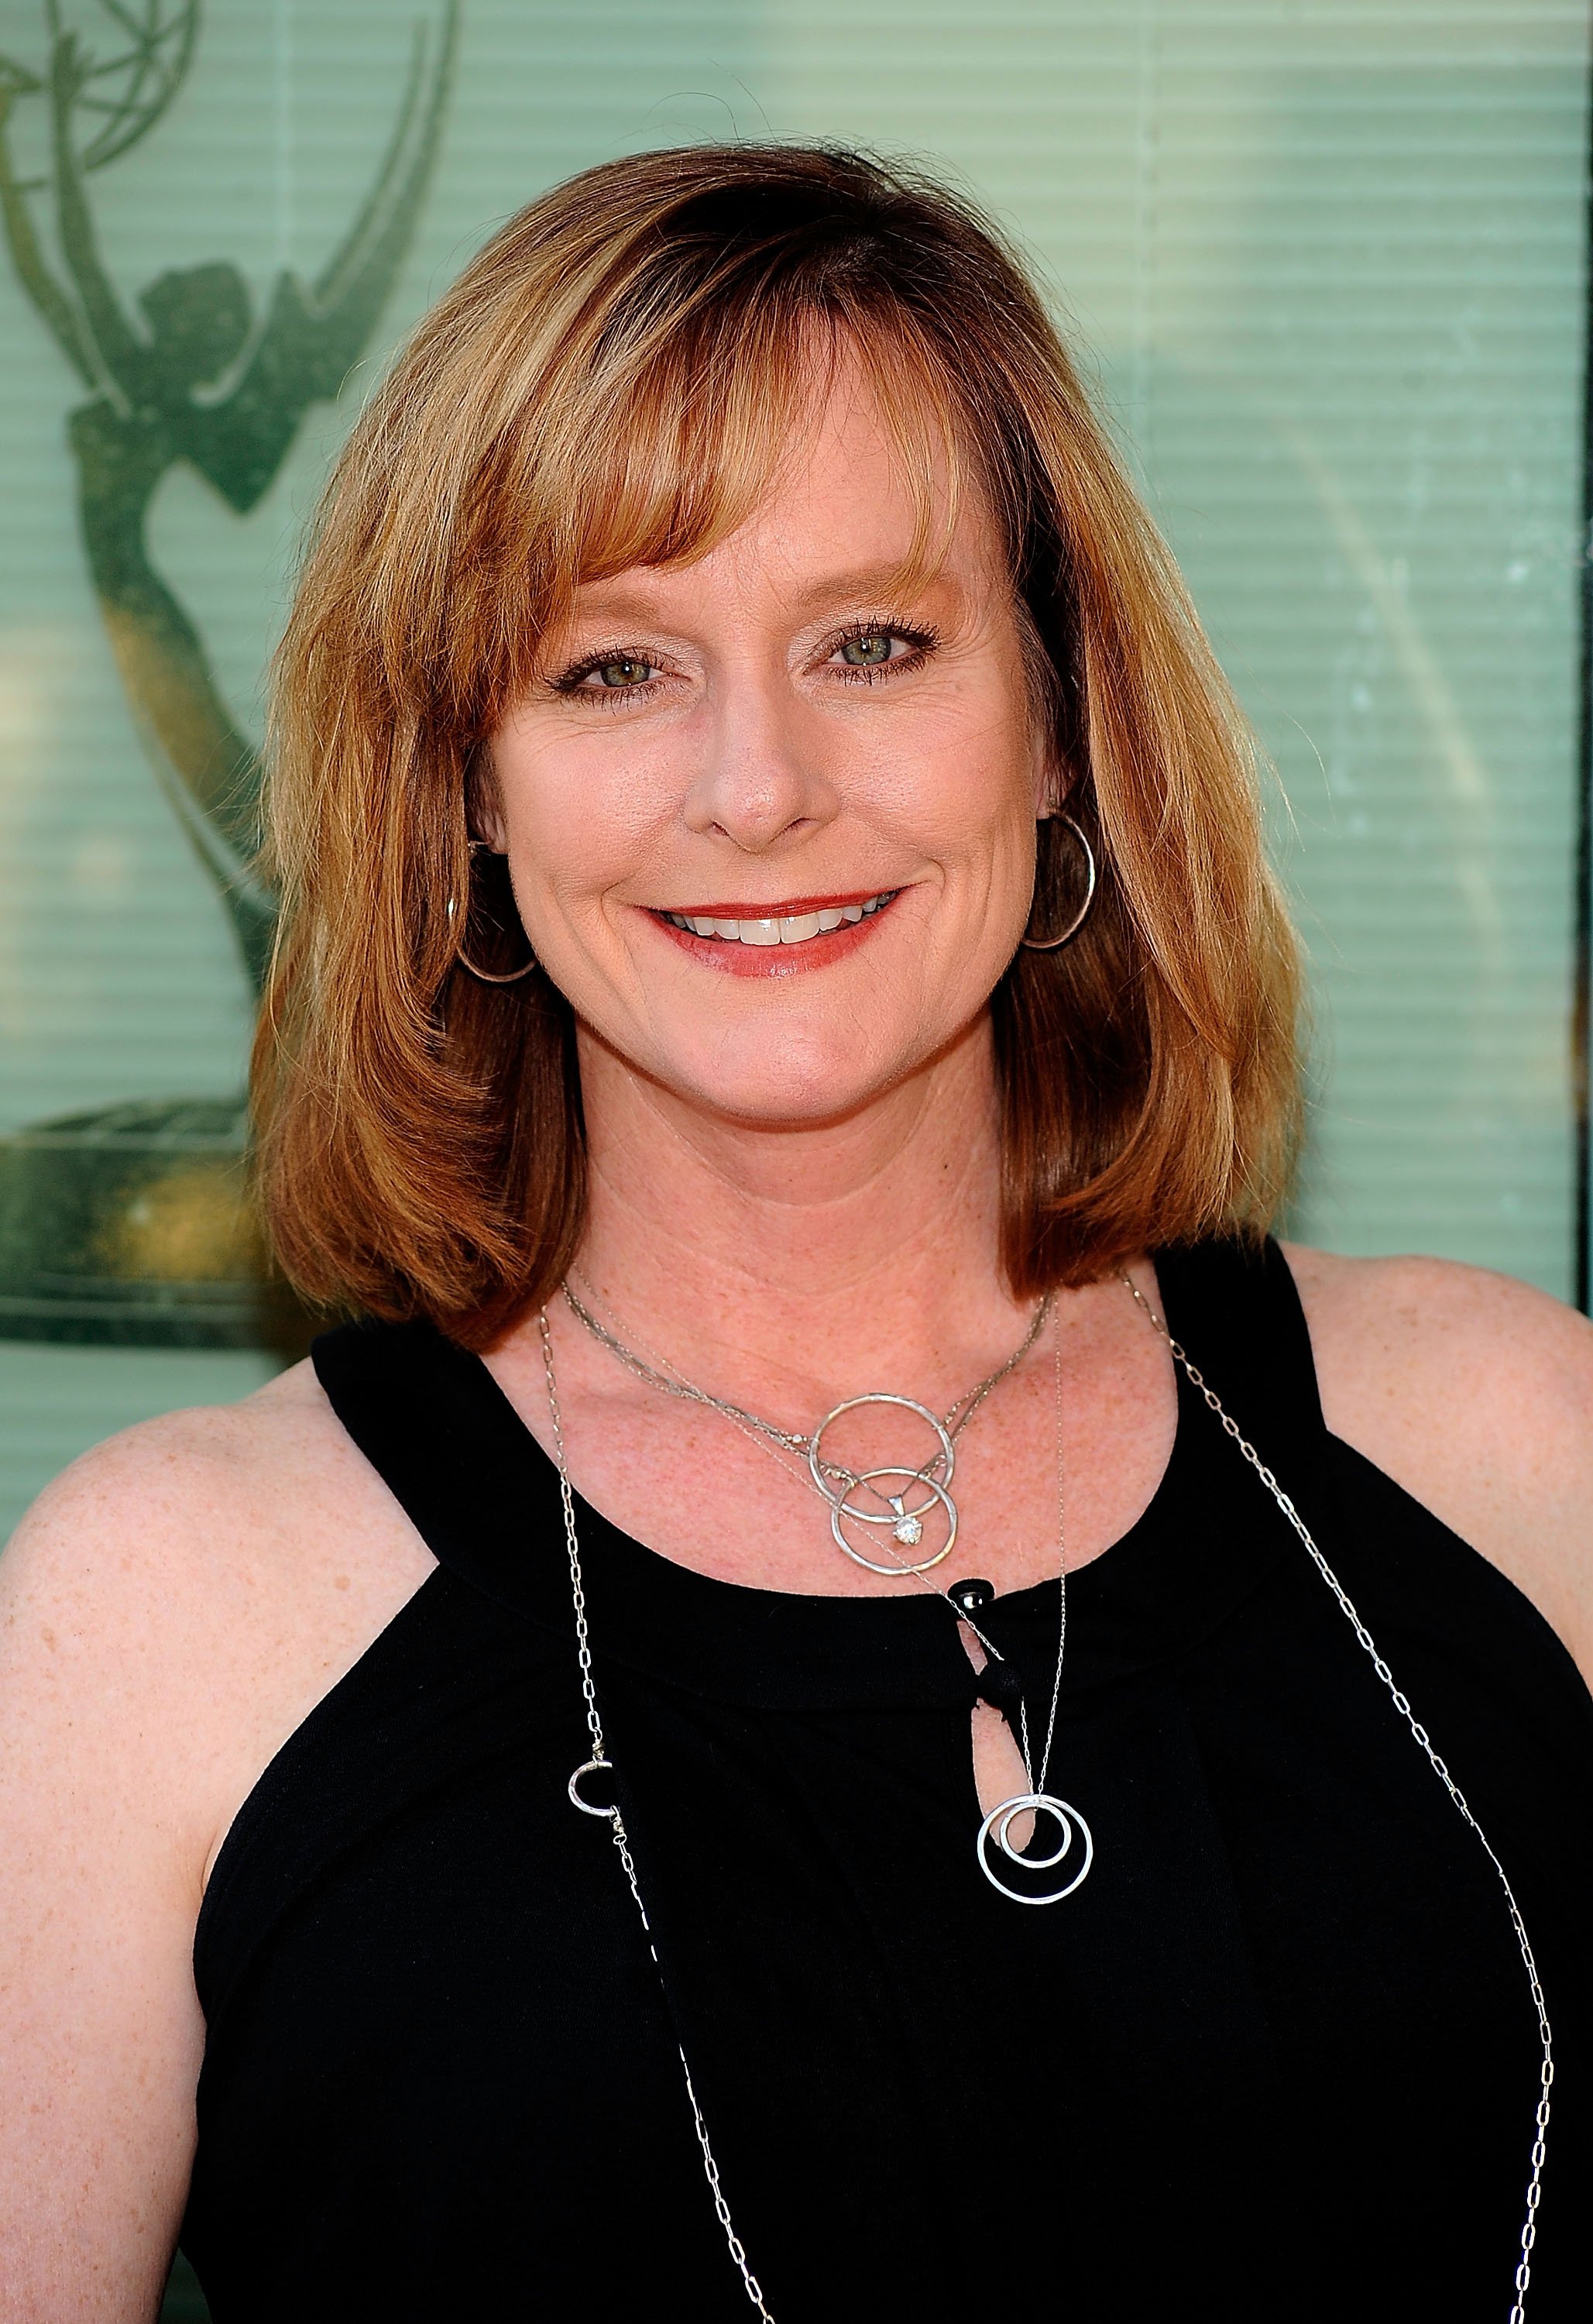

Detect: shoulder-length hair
254,141,1300,1349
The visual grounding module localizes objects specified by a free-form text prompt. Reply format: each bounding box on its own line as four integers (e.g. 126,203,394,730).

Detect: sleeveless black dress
180,1240,1593,2320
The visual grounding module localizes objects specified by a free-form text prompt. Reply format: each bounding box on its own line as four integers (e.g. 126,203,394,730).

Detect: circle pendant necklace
966,1322,1092,1906
805,1391,960,1570
560,1277,1093,1906
562,1275,1048,1576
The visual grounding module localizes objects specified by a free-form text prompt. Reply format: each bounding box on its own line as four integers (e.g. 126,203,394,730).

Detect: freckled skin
1,356,1590,2319
483,359,1045,1130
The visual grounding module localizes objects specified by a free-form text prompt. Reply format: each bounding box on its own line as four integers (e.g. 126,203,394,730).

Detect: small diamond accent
893,1513,924,1546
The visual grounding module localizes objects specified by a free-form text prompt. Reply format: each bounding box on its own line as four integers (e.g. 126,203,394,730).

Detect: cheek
493,733,671,913
887,696,1037,882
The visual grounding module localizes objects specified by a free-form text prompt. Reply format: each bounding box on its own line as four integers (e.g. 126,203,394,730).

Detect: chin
665,1028,918,1128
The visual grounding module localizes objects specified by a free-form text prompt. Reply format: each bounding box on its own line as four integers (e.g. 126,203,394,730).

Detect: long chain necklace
538,1277,1555,2323
539,1314,776,2319
1120,1274,1554,2324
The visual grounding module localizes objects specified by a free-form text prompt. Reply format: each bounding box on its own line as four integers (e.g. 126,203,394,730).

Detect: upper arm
1285,1245,1593,1686
0,1369,437,2320
0,1435,215,2322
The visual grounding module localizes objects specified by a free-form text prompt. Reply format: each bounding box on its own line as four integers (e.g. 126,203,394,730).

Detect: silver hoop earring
1020,813,1097,951
448,840,538,985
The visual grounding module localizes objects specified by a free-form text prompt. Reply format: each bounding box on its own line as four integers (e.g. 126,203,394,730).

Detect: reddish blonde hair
254,142,1300,1346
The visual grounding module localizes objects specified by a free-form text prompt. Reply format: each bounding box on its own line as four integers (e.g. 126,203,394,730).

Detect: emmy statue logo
0,0,455,1348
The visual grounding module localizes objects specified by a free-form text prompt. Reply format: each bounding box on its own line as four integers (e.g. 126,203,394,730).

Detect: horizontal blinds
748,0,1588,1290
0,0,1585,1553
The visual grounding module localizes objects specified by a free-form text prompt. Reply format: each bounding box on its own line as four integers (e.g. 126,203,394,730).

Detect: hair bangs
528,291,973,649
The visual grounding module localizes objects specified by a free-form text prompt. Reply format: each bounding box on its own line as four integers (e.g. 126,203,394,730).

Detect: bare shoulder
9,1357,337,1573
0,1367,435,2312
3,1353,427,1644
1281,1243,1593,1680
1,1357,435,1883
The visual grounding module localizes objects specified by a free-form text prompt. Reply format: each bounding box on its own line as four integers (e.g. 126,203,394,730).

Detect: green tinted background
2,1,1586,1493
0,2,1584,2312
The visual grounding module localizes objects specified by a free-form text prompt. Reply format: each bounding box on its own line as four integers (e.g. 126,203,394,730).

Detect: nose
681,670,839,854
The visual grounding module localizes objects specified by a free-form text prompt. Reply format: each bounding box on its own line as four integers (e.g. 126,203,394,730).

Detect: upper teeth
663,892,898,945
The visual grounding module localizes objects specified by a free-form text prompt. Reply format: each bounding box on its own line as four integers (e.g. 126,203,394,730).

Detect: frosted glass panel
0,9,1584,1480
0,4,1583,2313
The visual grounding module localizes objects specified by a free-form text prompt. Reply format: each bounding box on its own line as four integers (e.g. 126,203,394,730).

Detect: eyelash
829,618,941,685
549,618,941,706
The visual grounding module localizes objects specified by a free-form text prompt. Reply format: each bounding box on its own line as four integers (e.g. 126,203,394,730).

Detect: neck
563,1012,1032,1411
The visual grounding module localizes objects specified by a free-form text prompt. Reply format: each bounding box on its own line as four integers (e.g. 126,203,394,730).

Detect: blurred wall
1,0,1587,1552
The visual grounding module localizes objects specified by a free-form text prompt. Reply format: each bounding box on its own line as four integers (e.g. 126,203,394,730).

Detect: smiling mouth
656,890,901,947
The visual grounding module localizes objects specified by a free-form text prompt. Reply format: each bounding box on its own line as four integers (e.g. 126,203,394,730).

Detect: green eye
597,657,653,687
839,634,893,667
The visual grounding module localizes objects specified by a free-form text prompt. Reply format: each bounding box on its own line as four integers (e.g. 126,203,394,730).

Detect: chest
484,1314,1180,1599
184,1532,1591,2324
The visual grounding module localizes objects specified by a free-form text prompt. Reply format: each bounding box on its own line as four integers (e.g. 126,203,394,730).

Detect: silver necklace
561,1274,1092,1900
540,1280,1554,2323
563,1276,1050,1573
555,1283,1093,1904
541,1312,777,2319
1121,1274,1553,2324
539,1301,1086,2322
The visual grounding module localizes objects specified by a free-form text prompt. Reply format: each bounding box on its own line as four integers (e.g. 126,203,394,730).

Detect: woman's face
486,353,1050,1127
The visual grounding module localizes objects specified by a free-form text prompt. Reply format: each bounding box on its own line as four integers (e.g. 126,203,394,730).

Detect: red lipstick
641,888,905,979
654,889,888,918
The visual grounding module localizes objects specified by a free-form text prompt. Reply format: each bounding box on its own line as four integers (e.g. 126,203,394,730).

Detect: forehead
565,344,1004,623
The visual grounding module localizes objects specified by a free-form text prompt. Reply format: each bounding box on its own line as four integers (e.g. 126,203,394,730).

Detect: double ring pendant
808,1392,1093,1907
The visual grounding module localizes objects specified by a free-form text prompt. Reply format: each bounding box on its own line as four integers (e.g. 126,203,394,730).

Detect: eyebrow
784,560,960,612
561,559,962,627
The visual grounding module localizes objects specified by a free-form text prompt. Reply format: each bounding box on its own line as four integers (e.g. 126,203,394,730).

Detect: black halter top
180,1239,1593,2320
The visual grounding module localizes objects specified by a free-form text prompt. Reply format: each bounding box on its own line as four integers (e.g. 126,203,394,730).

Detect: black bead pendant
949,1576,996,1615
975,1657,1027,1715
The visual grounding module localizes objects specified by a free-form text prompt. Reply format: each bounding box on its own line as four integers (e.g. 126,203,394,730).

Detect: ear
1014,593,1066,820
1030,724,1066,822
466,742,510,854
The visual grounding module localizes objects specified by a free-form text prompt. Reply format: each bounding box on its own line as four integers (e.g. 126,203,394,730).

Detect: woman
2,144,1589,2323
